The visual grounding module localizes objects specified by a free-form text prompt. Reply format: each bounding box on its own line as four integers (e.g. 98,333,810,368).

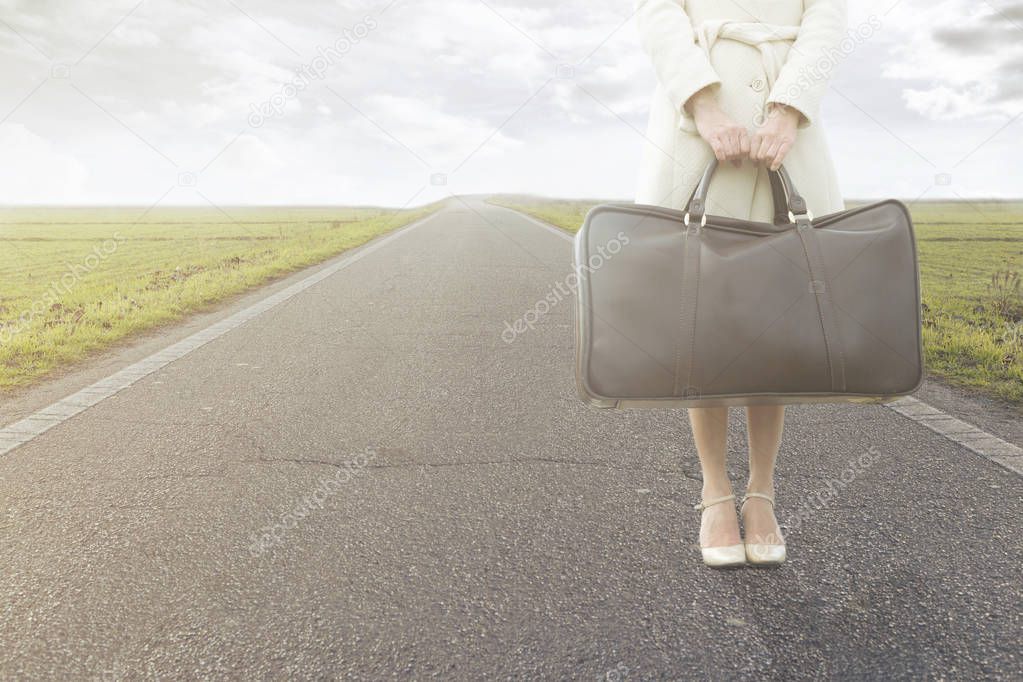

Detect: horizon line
2,196,1023,210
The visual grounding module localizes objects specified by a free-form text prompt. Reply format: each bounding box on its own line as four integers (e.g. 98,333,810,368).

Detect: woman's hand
685,87,749,168
750,103,801,171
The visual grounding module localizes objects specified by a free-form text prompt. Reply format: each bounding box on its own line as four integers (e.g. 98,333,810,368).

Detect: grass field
488,195,1023,407
0,205,436,391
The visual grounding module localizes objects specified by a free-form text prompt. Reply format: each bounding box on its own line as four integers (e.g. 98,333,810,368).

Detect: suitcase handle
685,159,810,226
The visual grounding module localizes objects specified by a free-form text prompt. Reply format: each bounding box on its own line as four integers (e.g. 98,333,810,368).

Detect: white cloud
880,0,1023,119
902,84,996,120
0,123,88,202
0,0,1018,204
110,23,162,48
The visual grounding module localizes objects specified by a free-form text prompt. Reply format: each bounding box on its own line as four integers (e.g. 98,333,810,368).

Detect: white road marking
0,210,443,457
500,203,1023,479
886,396,1023,476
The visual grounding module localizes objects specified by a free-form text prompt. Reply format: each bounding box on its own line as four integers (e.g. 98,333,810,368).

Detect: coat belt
693,21,800,94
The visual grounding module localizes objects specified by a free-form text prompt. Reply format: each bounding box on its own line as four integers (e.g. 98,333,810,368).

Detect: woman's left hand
750,103,801,171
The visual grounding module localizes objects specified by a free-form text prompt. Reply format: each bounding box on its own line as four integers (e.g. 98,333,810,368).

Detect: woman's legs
688,406,740,548
743,405,785,544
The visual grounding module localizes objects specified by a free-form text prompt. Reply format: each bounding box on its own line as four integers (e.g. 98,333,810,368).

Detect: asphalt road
1,200,1021,680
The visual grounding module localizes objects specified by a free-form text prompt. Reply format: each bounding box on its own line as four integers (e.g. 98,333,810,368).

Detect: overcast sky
0,0,1020,206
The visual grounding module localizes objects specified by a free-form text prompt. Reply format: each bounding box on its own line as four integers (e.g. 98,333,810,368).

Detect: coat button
751,78,765,92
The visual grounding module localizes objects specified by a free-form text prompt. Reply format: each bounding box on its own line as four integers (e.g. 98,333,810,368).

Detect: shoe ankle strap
741,491,775,507
693,493,735,512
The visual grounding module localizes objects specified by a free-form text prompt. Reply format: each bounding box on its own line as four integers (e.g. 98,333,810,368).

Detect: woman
634,0,848,567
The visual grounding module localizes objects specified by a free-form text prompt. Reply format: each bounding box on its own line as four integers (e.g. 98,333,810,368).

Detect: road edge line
0,209,446,457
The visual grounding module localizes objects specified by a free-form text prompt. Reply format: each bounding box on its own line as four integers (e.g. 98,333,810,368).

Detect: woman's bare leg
688,406,740,548
744,405,785,544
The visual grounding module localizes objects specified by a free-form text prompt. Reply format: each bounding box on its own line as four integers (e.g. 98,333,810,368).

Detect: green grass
489,195,1023,407
487,195,603,234
0,205,437,391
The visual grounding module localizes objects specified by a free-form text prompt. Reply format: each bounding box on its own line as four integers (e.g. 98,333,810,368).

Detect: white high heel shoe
693,493,746,568
741,492,786,566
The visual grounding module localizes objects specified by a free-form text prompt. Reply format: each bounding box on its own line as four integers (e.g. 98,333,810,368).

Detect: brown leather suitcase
574,160,924,408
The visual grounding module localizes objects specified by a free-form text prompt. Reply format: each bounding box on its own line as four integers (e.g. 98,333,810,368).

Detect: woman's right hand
685,87,749,168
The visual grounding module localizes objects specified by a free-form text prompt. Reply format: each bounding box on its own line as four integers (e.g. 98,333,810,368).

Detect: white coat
634,0,847,220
